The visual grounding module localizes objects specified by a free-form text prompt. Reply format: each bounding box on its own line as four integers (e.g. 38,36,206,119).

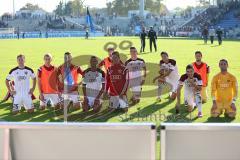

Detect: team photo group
4,44,238,119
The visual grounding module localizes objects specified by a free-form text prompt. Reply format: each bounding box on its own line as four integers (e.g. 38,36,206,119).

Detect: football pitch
0,36,239,124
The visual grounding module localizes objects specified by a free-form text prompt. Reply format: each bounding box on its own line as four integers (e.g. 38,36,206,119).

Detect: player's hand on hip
10,90,16,96
231,103,237,111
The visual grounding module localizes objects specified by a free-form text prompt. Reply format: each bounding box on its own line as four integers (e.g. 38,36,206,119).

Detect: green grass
0,37,240,123
0,37,239,160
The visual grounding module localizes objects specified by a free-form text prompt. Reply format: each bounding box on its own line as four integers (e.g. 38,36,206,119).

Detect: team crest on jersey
118,69,122,73
25,71,28,75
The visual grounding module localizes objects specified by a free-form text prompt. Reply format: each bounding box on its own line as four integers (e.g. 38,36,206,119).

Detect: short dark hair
186,64,194,71
65,52,71,56
17,54,25,59
161,51,168,57
130,47,136,50
219,59,228,65
195,51,202,56
108,47,114,51
112,51,120,58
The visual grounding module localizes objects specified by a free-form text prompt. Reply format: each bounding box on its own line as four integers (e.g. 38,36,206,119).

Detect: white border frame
160,123,240,160
0,122,156,160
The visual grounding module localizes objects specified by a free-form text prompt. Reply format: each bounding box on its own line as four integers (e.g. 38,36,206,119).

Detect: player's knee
187,106,193,112
93,105,101,113
39,106,46,110
227,112,236,118
211,112,220,118
73,104,80,110
170,92,177,100
27,109,34,113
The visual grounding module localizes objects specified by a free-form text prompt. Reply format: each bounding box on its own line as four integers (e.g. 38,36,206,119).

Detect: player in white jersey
158,52,180,101
82,56,105,113
125,47,146,104
175,65,203,118
6,54,36,114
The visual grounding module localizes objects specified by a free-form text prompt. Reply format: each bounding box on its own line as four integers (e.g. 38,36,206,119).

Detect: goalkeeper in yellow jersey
211,59,238,118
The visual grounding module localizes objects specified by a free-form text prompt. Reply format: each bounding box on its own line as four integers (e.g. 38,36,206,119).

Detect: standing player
140,28,147,53
175,65,203,118
148,26,157,52
6,54,36,114
216,26,223,45
202,26,209,44
209,26,215,44
58,52,83,110
106,51,129,112
82,56,105,113
125,47,146,104
98,47,115,72
192,51,210,103
38,54,60,110
158,52,180,101
211,59,238,118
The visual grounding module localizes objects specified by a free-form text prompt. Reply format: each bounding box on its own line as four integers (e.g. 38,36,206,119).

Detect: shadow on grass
166,104,198,122
205,116,235,123
120,100,173,122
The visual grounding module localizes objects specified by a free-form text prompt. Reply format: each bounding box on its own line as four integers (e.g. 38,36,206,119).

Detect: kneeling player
6,54,36,114
106,51,129,112
38,54,60,110
175,65,203,118
211,59,238,118
82,56,105,112
153,68,172,101
158,52,180,101
125,47,146,104
58,52,83,110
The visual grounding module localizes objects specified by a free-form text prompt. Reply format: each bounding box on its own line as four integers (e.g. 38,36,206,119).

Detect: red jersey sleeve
77,67,83,75
98,60,105,68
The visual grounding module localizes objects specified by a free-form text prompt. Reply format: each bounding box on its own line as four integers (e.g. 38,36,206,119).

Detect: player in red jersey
106,51,129,112
38,54,61,110
57,52,83,110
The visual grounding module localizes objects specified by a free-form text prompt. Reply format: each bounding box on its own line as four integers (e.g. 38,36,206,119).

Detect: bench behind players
6,54,36,114
82,56,105,112
106,51,129,112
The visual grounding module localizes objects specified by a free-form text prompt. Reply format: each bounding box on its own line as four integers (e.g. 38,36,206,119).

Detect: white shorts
129,77,142,93
40,94,60,107
62,94,80,104
109,96,128,109
165,77,178,93
184,90,196,107
13,93,34,111
87,97,103,107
